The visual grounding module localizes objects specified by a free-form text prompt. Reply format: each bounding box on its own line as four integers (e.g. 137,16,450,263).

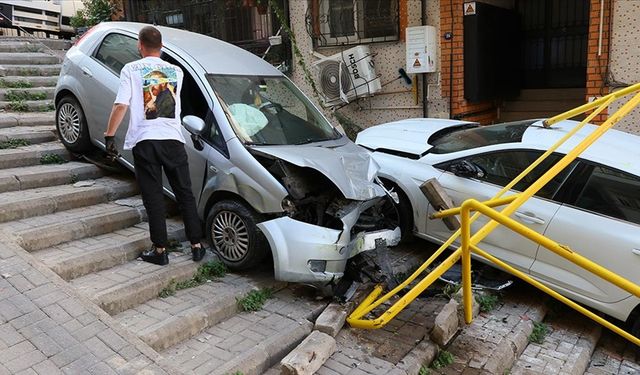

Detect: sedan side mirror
449,160,485,179
183,115,206,134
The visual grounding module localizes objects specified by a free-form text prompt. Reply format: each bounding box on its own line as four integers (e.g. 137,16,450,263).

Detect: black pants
132,140,202,248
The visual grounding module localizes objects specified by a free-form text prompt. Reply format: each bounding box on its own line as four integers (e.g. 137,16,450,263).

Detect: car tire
56,96,92,153
380,179,414,243
206,200,269,270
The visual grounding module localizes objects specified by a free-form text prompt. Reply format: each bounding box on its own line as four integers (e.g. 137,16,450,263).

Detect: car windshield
429,120,537,154
207,74,340,145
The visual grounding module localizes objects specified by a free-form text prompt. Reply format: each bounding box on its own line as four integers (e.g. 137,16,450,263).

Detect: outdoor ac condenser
314,45,381,106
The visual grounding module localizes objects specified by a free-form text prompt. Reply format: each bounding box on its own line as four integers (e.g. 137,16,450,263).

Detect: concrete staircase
499,88,586,122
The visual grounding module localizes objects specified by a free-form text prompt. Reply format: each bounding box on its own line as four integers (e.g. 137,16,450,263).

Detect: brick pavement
585,330,640,375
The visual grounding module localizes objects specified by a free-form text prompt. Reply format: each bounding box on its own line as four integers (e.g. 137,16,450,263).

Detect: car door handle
515,211,545,225
81,67,93,78
209,165,217,173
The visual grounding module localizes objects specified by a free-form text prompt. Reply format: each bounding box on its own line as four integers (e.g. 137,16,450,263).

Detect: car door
531,162,640,304
83,32,140,162
427,150,573,273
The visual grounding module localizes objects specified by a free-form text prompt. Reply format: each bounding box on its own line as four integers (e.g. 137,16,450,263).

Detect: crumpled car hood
251,141,385,201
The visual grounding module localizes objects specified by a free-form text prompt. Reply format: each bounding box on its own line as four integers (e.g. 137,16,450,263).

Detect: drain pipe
421,0,429,117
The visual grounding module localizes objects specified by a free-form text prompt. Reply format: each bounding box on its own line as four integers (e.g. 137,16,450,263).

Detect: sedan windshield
207,74,340,145
429,120,537,154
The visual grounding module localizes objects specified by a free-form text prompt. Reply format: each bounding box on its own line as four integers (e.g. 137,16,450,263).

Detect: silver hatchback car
54,22,400,287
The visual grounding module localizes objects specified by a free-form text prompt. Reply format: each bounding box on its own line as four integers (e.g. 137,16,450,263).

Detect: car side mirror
183,115,206,134
448,160,485,179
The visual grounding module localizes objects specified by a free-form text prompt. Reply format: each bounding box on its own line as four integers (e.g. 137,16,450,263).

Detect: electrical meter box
406,26,437,74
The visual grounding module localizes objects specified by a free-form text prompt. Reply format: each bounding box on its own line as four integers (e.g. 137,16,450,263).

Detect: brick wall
440,0,497,124
585,0,612,124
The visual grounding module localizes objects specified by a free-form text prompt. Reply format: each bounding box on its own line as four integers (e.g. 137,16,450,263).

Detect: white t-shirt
114,56,186,150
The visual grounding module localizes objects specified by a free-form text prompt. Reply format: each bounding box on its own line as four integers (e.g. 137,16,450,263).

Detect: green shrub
237,289,273,312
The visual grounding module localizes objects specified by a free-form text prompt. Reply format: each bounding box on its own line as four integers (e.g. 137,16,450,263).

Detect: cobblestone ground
511,304,601,374
585,330,640,375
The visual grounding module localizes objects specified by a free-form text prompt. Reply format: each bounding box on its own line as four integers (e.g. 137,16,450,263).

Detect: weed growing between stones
0,79,32,89
476,293,500,313
40,154,67,164
237,288,273,312
529,321,548,344
18,67,40,75
0,138,30,149
441,283,461,299
158,260,227,298
8,100,28,112
419,365,430,375
6,91,47,101
431,350,454,369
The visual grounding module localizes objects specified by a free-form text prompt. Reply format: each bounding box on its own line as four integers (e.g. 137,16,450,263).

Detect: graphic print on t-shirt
142,67,178,120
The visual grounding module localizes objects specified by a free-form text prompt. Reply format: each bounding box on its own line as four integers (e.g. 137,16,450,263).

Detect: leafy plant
72,0,120,28
158,260,227,298
441,283,461,299
40,154,67,164
70,10,88,28
6,91,46,102
419,366,430,375
8,100,28,112
476,293,500,313
431,350,454,369
529,322,548,344
237,288,273,312
0,80,32,89
0,139,30,149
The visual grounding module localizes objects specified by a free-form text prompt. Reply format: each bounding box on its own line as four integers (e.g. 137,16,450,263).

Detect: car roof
101,22,283,77
523,119,640,176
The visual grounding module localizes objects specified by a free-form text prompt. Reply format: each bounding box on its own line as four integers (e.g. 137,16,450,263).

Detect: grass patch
0,139,30,149
237,288,273,312
6,91,47,102
529,322,548,344
476,293,500,313
18,67,40,75
419,366,430,375
431,350,454,369
0,79,32,89
40,154,67,164
158,260,227,298
46,103,55,111
8,100,28,112
441,283,461,299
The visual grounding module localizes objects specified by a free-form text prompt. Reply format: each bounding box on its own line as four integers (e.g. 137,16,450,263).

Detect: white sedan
356,118,640,333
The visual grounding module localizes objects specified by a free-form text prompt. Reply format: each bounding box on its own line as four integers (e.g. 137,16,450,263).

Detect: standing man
104,25,205,265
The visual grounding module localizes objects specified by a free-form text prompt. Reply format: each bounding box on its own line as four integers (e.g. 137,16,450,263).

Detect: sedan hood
356,118,476,157
251,141,385,201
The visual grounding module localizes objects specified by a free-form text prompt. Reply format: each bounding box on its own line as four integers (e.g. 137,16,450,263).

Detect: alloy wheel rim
57,103,80,144
212,210,250,261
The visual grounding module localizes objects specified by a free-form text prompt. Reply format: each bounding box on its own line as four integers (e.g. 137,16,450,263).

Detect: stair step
0,112,55,128
517,88,586,101
0,87,55,100
0,75,58,87
0,175,137,223
71,252,205,316
502,100,585,113
0,161,104,193
0,141,68,169
0,99,54,112
511,308,601,374
161,288,326,375
429,285,548,375
0,125,57,144
585,330,640,374
0,64,61,77
4,200,144,252
0,52,60,65
37,218,184,281
115,271,287,351
0,38,72,51
0,41,44,53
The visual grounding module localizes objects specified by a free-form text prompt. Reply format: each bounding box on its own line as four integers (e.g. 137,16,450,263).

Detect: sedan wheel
58,102,81,144
206,200,269,270
55,96,92,152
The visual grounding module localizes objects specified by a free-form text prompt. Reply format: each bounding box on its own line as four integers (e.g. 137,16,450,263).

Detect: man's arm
104,103,129,136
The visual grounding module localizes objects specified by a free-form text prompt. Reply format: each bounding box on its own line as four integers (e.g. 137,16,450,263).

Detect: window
439,150,574,199
312,0,399,46
94,33,139,75
429,120,536,154
572,165,640,225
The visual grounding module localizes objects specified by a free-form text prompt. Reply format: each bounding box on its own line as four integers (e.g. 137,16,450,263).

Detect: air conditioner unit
314,45,381,106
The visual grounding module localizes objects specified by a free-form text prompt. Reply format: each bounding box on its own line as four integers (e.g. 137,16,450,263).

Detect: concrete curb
395,339,439,375
280,330,337,375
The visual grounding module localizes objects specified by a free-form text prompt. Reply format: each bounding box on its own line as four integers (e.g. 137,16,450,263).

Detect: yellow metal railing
347,82,640,346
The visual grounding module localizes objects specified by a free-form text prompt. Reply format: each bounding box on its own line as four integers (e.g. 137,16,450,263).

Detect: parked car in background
356,118,640,333
54,22,400,288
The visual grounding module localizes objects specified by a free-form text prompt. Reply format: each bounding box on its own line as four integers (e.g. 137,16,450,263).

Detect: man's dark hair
139,26,162,50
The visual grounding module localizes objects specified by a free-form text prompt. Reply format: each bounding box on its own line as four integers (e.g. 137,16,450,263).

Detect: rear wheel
206,200,269,270
56,96,92,153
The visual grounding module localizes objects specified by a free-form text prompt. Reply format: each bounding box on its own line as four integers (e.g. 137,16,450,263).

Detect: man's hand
105,135,119,160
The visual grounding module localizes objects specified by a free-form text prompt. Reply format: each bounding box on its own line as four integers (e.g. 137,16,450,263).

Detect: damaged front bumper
257,198,401,284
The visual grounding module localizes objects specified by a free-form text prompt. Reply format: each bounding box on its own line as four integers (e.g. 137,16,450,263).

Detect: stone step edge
213,319,314,375
48,224,185,281
0,177,138,223
0,112,55,128
139,278,288,352
16,205,144,252
93,257,202,316
0,162,104,194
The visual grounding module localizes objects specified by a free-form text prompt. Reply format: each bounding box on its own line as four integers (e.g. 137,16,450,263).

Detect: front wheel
56,96,92,153
206,200,269,270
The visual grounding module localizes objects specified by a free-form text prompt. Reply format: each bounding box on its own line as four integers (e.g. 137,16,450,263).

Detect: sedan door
427,150,573,273
530,162,640,305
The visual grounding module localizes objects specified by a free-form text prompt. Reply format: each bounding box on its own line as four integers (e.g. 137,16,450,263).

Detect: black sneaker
191,244,206,262
141,247,169,265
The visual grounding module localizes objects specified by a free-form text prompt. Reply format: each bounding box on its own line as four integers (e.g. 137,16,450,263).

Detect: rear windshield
428,120,536,154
